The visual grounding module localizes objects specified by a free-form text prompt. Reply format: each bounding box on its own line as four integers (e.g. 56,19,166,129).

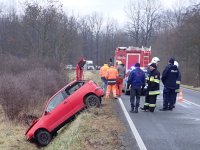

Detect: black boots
130,107,139,113
140,107,148,111
130,107,135,113
135,107,138,113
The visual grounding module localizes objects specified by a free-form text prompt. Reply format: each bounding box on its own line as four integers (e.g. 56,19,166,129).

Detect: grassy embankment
0,70,126,150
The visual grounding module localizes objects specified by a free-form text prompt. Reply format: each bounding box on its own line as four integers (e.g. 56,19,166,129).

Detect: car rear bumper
95,87,104,97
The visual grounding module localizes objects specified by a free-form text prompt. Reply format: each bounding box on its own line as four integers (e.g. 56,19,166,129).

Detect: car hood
25,118,39,135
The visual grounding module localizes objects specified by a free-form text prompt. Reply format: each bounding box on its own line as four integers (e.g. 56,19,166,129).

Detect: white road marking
182,100,191,105
178,102,190,108
118,97,147,150
184,99,200,108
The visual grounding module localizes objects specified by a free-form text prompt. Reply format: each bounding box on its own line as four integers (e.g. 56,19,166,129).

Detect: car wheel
36,130,52,146
85,95,100,108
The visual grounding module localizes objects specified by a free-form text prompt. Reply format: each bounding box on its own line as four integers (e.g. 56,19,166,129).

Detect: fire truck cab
114,46,151,95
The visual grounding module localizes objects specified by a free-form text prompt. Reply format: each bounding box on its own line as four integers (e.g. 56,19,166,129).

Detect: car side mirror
44,111,49,115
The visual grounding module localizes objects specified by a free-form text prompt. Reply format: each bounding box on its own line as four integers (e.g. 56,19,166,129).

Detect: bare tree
125,0,161,47
125,0,143,46
87,12,103,65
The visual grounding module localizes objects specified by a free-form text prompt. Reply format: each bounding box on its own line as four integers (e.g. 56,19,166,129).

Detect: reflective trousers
143,94,157,112
116,78,123,97
106,84,117,98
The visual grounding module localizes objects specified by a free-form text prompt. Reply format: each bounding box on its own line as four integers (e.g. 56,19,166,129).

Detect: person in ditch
140,63,160,112
128,63,145,113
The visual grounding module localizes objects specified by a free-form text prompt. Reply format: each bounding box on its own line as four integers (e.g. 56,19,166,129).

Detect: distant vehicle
25,80,104,146
87,63,95,70
65,64,73,70
114,46,151,95
84,60,95,70
96,65,101,70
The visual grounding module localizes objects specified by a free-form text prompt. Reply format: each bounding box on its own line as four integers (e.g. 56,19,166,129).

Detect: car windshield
46,91,68,112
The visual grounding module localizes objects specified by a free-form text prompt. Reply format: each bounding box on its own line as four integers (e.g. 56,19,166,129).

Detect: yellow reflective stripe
150,77,154,81
175,89,180,93
176,81,181,84
154,79,160,83
144,103,149,106
149,90,160,95
149,104,156,107
149,76,160,83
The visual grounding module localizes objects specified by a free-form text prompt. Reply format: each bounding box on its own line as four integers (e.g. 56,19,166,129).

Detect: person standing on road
128,63,145,113
140,63,160,112
173,61,181,108
160,58,179,111
105,63,118,99
99,63,109,93
147,57,160,76
116,61,126,97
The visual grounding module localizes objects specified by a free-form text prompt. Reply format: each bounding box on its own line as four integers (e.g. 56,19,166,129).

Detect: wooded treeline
0,2,132,66
153,3,200,87
0,1,200,87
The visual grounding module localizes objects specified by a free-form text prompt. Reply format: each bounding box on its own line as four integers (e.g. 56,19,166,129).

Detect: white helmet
151,57,160,63
174,61,179,67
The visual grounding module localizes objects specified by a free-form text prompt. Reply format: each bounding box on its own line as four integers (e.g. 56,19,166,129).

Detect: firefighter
128,63,145,113
105,63,118,99
116,61,126,97
140,63,160,112
147,57,160,75
160,58,179,111
173,61,181,108
99,63,109,93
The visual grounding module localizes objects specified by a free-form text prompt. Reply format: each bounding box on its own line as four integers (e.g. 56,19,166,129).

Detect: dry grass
181,85,200,92
0,99,125,150
0,70,126,149
0,105,38,150
45,99,125,150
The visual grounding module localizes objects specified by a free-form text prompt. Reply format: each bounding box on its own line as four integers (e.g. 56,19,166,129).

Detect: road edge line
118,97,147,150
184,99,200,108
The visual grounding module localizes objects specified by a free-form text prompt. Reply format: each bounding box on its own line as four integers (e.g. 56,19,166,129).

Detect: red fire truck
115,46,151,72
114,46,151,94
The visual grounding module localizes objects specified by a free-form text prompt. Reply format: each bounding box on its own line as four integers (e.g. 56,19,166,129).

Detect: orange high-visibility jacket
100,64,109,77
106,66,118,80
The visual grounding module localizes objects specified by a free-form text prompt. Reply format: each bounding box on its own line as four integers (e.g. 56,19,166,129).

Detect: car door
44,90,74,131
66,81,86,113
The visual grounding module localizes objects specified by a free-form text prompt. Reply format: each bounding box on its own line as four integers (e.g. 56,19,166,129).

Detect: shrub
0,55,68,123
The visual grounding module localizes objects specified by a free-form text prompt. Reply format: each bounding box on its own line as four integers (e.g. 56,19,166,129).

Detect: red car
25,80,104,146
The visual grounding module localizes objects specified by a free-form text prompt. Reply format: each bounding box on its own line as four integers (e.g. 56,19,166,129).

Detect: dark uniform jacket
147,68,160,95
161,64,179,89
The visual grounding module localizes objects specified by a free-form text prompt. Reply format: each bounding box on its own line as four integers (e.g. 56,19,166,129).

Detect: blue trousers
163,87,176,109
130,87,141,108
101,77,107,93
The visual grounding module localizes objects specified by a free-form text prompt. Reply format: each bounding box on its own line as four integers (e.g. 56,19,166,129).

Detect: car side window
46,91,67,112
66,82,84,95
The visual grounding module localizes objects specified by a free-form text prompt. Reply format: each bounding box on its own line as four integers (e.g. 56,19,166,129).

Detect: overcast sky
60,0,184,23
0,0,198,24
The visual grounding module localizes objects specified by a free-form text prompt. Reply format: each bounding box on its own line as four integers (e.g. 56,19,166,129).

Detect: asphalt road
118,87,200,150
